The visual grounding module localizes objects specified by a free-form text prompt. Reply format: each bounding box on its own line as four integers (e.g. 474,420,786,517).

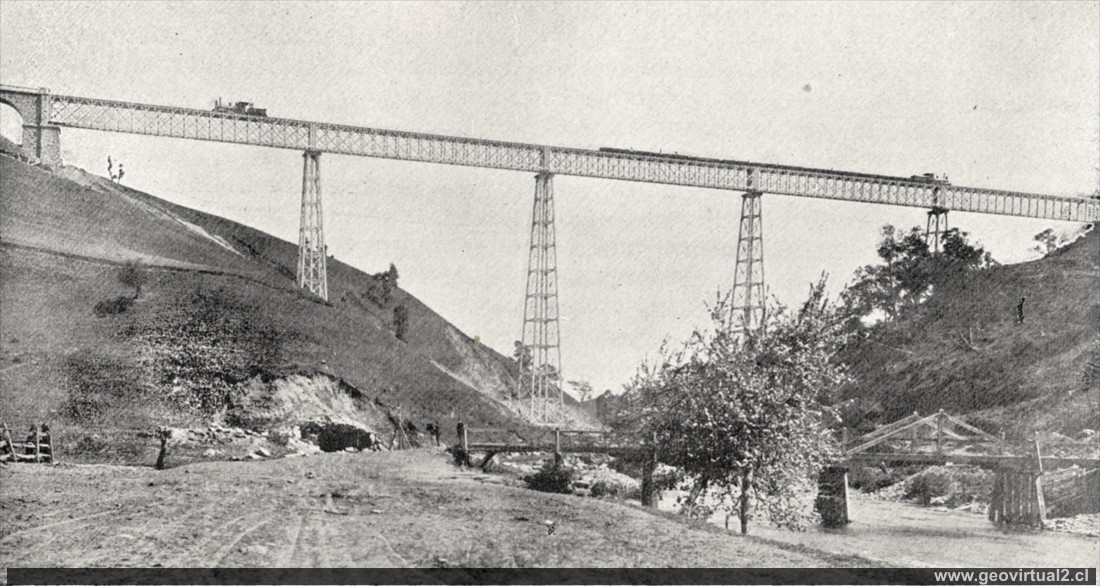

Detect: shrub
849,465,900,492
93,295,134,317
522,458,575,494
588,468,641,499
904,470,951,505
118,259,149,298
62,350,148,423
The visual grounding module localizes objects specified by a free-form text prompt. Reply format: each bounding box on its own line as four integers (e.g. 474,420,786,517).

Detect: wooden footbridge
457,411,1100,528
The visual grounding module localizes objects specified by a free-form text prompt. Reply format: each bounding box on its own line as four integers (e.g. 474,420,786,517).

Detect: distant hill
839,226,1100,439
0,152,598,460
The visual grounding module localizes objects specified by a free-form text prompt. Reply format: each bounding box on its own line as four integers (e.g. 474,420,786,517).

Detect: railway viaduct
2,83,1098,425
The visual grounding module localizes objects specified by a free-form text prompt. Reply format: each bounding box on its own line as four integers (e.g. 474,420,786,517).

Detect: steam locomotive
213,98,267,117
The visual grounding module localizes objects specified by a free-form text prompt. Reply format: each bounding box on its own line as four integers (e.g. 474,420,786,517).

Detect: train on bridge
213,98,267,117
597,147,949,186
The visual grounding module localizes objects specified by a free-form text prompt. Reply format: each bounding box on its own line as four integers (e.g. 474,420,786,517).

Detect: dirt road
1,450,862,571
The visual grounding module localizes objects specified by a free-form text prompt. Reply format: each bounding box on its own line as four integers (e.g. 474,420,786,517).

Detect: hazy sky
2,1,1098,394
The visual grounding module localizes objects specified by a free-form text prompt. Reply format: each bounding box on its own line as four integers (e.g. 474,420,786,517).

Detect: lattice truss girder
298,151,327,301
20,91,1092,223
516,172,564,424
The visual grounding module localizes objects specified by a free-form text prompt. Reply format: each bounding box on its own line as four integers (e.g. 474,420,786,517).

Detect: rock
241,544,269,556
246,453,262,460
344,447,358,453
371,509,383,514
253,447,272,458
202,448,219,458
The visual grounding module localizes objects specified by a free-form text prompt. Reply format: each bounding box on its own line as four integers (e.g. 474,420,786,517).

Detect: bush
118,259,149,298
93,295,134,317
849,465,901,492
588,467,641,499
62,350,148,423
904,470,951,505
522,458,575,494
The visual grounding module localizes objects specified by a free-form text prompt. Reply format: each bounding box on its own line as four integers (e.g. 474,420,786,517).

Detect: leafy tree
513,341,533,372
1031,228,1066,256
118,259,149,299
613,276,851,533
381,263,399,301
568,379,596,402
393,304,409,341
842,224,993,323
365,263,400,307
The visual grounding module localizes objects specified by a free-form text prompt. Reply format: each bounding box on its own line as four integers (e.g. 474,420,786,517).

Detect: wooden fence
1,422,54,463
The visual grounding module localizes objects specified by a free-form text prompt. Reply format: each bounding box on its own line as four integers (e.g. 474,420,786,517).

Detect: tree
513,341,533,372
381,263,399,301
613,276,851,533
1032,228,1066,256
393,304,409,341
118,259,149,299
365,263,400,307
568,379,596,402
842,224,994,324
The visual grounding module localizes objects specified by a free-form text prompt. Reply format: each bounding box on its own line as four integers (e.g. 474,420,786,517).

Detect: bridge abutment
21,124,61,166
815,465,851,527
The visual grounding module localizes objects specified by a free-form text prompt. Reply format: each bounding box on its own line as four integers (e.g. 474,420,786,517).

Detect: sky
2,1,1098,395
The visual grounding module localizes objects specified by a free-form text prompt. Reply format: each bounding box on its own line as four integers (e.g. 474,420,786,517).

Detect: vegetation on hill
0,154,598,464
837,222,1099,438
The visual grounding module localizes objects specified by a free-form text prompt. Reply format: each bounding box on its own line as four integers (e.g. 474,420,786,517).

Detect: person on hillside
117,163,125,184
1016,296,1026,324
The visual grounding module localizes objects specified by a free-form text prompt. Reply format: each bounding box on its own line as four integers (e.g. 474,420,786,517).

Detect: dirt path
1,450,863,572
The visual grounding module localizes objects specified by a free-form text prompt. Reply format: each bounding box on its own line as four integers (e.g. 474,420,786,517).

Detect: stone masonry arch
0,87,61,165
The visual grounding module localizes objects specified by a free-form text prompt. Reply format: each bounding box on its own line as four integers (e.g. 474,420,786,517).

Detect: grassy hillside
0,154,596,461
840,226,1100,438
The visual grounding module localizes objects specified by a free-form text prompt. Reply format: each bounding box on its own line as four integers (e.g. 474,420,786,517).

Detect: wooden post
1,423,17,460
1032,439,1046,528
554,428,561,454
935,410,944,456
841,427,850,452
988,469,1003,523
33,424,41,463
155,427,169,470
909,412,918,451
640,432,658,508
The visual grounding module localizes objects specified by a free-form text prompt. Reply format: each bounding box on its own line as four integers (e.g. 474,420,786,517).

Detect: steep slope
0,154,597,460
840,225,1100,438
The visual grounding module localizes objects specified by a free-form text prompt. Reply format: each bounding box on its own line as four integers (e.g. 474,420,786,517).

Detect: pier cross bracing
3,85,1098,424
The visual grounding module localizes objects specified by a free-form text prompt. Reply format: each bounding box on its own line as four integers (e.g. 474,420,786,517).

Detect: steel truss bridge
3,84,1097,424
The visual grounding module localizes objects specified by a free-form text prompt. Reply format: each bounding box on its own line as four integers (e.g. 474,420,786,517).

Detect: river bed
656,492,1099,567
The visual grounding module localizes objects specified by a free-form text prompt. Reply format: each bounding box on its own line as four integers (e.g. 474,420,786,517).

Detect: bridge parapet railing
462,425,627,453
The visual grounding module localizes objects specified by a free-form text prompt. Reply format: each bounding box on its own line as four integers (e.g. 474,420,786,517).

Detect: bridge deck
466,442,640,456
2,85,1095,222
846,452,1099,470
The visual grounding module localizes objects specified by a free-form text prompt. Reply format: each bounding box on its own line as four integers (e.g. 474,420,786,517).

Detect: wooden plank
846,452,1099,469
